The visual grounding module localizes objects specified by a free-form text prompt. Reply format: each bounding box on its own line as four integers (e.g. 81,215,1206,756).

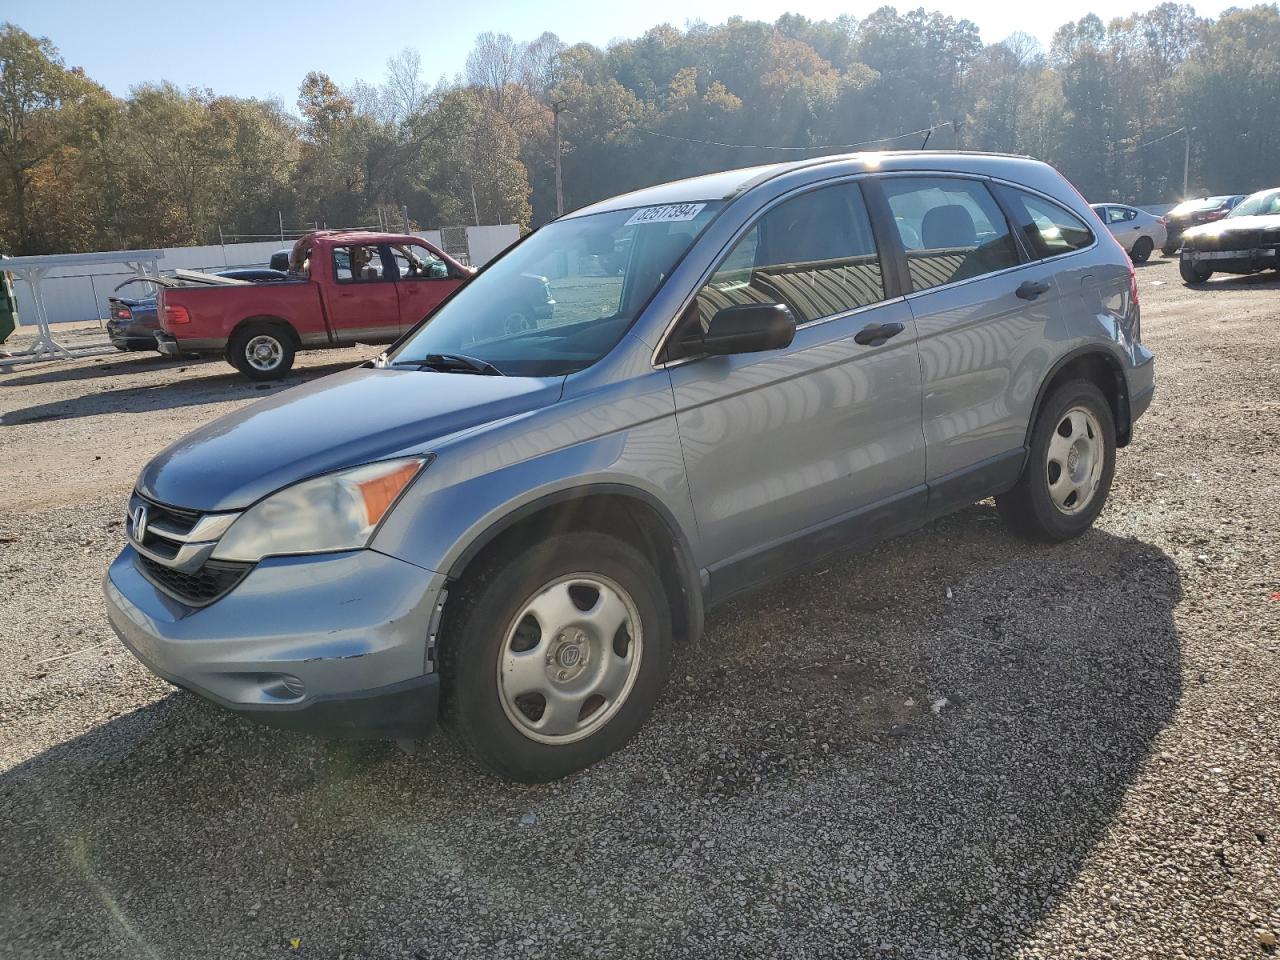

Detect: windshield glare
387,202,722,377
1228,190,1280,218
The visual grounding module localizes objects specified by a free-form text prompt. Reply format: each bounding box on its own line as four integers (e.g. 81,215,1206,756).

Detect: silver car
1089,203,1168,262
104,152,1155,781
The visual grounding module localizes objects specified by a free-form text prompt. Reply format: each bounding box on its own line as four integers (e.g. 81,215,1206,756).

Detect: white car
1090,204,1168,263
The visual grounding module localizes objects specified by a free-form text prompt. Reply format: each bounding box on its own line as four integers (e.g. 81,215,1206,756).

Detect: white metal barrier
11,225,520,327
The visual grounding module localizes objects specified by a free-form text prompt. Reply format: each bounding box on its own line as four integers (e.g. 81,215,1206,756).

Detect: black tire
1161,244,1178,257
1179,256,1212,285
228,322,295,380
440,531,673,782
1131,236,1153,263
997,379,1116,543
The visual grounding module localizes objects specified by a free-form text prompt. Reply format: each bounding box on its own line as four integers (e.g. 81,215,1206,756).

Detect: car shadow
0,351,199,388
0,359,361,426
0,506,1182,958
1194,271,1280,291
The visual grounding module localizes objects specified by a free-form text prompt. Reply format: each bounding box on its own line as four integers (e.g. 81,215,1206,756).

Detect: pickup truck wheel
996,379,1115,543
440,531,672,782
229,324,295,380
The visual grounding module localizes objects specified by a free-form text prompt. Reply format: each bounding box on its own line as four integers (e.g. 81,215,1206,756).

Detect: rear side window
1001,189,1095,258
1108,206,1137,224
693,181,884,331
881,177,1020,291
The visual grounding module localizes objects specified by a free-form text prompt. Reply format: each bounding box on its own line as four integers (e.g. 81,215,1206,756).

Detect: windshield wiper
391,353,505,376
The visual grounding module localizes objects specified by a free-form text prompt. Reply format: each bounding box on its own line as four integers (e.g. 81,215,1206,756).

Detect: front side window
387,202,722,376
882,177,1020,291
1000,188,1095,258
687,182,884,345
390,243,450,280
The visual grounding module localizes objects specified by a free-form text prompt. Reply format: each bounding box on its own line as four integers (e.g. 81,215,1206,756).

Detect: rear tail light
1205,209,1228,221
110,305,132,321
164,303,191,324
1157,216,1168,225
1127,258,1140,306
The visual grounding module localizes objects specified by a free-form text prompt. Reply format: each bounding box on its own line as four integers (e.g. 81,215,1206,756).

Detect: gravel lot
1,256,1277,959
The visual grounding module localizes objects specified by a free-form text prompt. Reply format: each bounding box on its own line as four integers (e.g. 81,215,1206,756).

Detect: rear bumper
104,545,447,739
155,332,226,356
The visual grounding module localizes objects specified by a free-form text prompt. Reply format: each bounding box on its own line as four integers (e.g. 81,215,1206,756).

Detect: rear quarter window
998,187,1095,259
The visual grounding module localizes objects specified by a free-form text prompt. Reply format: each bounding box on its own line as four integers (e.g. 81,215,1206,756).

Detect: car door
324,243,401,344
665,179,927,598
390,241,465,335
875,175,1065,515
1110,205,1144,249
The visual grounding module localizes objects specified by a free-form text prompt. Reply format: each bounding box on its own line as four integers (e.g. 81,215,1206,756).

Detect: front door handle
1016,280,1051,300
853,321,906,347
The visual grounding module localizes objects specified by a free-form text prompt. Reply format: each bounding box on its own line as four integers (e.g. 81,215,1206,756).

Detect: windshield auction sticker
624,203,707,226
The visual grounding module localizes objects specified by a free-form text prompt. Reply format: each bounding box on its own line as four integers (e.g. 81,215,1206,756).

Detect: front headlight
211,456,430,562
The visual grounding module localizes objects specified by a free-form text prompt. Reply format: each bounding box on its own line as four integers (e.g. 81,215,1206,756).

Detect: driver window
392,244,450,280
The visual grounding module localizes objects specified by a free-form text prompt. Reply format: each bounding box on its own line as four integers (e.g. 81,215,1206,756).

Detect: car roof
563,150,1050,219
303,230,427,245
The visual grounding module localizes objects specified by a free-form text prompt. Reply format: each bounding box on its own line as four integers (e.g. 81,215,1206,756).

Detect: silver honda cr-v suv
104,151,1154,781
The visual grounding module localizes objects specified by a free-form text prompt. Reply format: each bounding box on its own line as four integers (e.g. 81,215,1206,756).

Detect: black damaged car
1179,188,1280,285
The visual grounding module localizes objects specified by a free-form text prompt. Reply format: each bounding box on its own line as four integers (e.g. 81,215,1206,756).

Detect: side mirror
695,302,796,356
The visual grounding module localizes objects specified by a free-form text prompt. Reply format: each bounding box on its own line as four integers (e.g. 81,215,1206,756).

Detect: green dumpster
0,261,17,345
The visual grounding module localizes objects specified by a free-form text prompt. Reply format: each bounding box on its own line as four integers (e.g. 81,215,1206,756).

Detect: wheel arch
1026,346,1133,451
230,315,301,348
445,484,705,647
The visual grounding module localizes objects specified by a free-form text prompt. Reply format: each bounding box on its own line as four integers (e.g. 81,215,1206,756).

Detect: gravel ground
1,258,1277,959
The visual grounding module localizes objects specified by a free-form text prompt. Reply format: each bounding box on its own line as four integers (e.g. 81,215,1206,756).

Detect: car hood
1184,214,1280,238
137,367,564,512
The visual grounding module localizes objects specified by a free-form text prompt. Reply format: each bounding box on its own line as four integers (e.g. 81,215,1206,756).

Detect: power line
1134,126,1187,150
634,121,954,153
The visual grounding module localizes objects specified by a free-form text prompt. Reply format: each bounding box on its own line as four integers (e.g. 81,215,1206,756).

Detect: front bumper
1183,245,1280,273
104,545,447,738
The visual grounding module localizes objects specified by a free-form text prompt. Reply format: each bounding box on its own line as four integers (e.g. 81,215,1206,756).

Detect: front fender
370,366,700,580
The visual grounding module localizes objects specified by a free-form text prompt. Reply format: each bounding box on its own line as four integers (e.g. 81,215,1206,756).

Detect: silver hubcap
497,574,642,745
245,335,283,371
1046,406,1104,515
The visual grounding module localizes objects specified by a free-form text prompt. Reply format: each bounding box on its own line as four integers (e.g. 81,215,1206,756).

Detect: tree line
2,4,1278,256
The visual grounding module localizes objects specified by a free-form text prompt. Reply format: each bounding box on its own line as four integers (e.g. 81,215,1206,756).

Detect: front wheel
228,323,296,380
440,531,672,782
1180,257,1213,285
997,379,1116,542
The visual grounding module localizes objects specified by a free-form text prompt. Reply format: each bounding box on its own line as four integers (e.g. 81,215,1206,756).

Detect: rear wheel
1179,256,1212,285
1131,236,1153,263
997,379,1116,542
441,531,672,782
228,323,295,380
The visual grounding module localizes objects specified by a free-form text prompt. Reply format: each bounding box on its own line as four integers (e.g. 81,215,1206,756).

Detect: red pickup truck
155,231,474,379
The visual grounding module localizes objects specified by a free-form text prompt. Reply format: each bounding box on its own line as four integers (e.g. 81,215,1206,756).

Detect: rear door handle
853,321,906,347
1016,280,1051,300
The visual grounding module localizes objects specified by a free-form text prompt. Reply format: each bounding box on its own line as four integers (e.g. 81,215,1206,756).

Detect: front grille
136,554,251,607
127,492,247,607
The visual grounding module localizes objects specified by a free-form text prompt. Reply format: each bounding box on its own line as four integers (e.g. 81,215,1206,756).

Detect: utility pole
552,99,566,217
1183,126,1191,199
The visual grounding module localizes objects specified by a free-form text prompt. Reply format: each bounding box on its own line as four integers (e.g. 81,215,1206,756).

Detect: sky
10,0,1236,103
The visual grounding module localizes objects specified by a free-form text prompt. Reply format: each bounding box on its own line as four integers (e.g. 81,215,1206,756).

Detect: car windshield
385,202,723,377
1227,189,1280,218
